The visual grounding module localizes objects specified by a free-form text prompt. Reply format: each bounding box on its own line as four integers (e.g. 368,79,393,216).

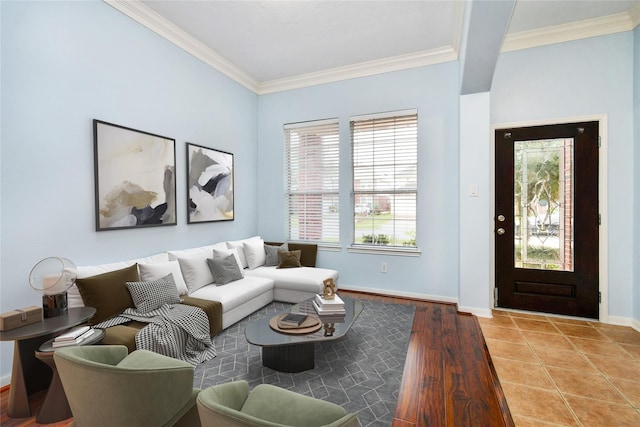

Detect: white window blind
351,111,417,248
285,119,340,243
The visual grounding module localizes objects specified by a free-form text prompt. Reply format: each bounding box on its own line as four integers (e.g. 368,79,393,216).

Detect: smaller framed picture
187,143,234,223
94,120,177,231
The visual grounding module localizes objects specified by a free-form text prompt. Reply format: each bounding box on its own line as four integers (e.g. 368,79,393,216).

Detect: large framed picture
187,143,234,223
93,120,177,231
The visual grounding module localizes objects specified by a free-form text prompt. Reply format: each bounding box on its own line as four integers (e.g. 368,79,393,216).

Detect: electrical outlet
381,262,388,273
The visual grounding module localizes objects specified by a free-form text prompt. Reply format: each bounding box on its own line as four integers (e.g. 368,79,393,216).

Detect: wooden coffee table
245,296,363,373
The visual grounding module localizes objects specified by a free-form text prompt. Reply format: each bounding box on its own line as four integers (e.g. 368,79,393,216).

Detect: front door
495,122,599,318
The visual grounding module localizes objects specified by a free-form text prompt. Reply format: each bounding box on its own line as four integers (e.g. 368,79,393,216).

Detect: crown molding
630,2,640,29
502,10,636,53
103,0,456,95
103,0,260,93
105,0,638,94
257,47,458,95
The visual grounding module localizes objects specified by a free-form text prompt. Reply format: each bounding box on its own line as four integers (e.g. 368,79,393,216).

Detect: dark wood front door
495,122,599,318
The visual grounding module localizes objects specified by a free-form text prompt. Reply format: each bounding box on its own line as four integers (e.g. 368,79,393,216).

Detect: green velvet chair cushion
242,384,349,426
197,380,357,427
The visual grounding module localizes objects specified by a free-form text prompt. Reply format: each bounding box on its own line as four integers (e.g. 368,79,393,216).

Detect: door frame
490,114,608,321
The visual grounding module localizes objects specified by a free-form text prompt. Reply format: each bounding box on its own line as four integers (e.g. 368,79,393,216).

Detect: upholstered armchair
197,380,357,427
54,345,201,427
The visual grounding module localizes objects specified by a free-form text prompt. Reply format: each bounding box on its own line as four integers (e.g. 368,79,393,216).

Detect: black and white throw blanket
94,304,216,366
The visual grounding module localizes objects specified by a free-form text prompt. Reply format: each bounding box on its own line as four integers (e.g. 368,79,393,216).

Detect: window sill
347,246,421,257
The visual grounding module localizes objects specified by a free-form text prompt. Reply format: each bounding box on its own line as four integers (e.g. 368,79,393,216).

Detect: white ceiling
109,0,640,93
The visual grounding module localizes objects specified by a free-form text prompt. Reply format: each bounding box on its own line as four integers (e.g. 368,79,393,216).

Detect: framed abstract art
186,143,234,223
93,120,177,231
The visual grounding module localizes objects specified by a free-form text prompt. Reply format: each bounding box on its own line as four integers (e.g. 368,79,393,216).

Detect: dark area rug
193,299,416,427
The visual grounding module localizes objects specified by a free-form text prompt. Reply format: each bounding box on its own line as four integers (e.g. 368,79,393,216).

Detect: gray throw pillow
264,243,288,266
207,255,244,284
126,273,181,313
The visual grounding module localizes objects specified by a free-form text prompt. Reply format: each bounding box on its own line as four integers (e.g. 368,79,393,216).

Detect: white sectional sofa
67,237,339,343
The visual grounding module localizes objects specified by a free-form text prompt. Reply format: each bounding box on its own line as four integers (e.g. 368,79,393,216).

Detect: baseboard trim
458,306,492,318
338,284,458,305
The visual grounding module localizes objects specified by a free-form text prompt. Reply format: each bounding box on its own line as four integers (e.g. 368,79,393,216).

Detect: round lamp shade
29,257,77,295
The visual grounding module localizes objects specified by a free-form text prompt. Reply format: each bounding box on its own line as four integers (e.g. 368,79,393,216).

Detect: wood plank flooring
1,291,512,426
343,291,513,427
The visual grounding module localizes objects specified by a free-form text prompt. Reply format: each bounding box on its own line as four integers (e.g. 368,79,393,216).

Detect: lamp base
43,292,68,318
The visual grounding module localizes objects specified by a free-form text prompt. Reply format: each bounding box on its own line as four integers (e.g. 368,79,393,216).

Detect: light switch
469,184,478,197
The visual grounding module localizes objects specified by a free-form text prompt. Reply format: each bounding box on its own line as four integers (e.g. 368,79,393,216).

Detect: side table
35,328,105,424
0,306,96,418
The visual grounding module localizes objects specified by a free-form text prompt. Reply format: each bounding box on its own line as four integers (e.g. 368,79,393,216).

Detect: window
285,119,340,244
351,110,417,248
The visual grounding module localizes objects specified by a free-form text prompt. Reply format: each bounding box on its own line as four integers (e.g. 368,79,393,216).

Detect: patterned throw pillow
277,250,302,269
126,273,181,313
206,254,244,284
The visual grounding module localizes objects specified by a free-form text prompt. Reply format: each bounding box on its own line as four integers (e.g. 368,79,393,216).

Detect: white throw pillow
212,248,244,277
176,255,214,294
138,261,189,295
225,236,261,268
243,239,266,270
167,242,225,261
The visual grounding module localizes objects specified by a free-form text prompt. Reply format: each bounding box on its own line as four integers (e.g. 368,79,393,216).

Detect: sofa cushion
189,276,274,313
138,261,189,295
101,323,146,353
75,264,139,325
225,236,261,268
176,255,214,294
245,266,339,295
167,242,226,261
69,252,168,309
264,243,288,266
206,255,243,285
212,248,244,277
243,239,266,270
277,250,302,268
126,274,181,313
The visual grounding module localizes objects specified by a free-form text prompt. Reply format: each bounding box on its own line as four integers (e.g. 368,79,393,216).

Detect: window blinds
351,111,418,247
285,119,340,243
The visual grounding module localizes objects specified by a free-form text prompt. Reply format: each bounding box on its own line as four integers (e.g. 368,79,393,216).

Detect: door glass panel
514,138,574,271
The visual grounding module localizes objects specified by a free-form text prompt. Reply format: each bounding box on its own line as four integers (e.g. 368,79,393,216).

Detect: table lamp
29,257,77,318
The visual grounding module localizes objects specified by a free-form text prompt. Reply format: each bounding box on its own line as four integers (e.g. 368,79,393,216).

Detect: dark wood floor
1,291,513,427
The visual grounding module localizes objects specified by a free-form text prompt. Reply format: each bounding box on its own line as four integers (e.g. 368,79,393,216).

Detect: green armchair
54,345,201,427
196,380,357,427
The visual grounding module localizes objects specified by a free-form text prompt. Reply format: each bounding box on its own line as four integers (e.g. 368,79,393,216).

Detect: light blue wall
0,1,259,381
257,64,460,299
492,32,635,319
458,92,491,315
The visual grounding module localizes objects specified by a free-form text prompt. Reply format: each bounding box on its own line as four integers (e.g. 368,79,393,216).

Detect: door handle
496,228,506,235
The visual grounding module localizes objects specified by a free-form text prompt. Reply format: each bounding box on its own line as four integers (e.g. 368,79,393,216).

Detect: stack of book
313,293,346,315
52,326,97,348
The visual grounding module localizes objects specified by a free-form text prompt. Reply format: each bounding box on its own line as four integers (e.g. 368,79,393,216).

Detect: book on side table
52,326,98,348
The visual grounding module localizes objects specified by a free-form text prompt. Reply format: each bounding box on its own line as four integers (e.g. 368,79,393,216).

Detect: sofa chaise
66,237,339,352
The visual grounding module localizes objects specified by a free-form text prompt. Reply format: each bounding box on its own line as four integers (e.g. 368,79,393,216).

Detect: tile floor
479,310,640,426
